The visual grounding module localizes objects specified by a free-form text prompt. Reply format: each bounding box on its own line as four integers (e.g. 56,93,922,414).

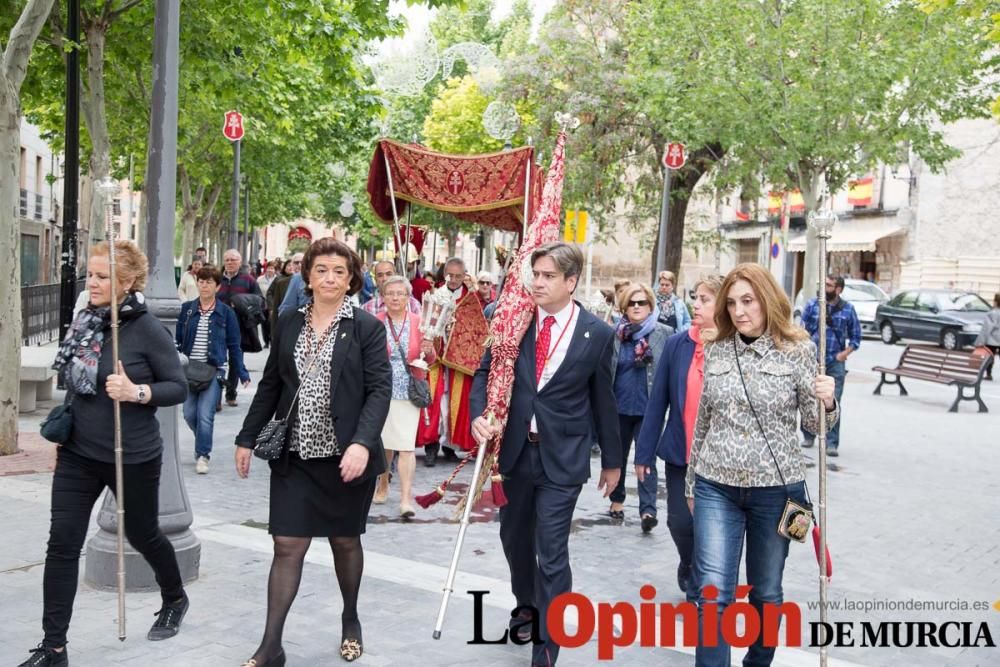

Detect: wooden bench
872,344,990,413
20,346,58,414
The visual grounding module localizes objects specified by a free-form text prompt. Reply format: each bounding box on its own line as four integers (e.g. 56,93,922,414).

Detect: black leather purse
397,343,432,409
254,332,326,461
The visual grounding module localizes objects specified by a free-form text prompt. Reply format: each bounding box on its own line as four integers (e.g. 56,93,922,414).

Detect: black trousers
609,414,644,504
665,462,695,598
499,441,582,665
225,362,239,401
42,448,184,648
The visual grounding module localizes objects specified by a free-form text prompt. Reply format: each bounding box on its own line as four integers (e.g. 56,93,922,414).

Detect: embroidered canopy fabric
367,139,541,232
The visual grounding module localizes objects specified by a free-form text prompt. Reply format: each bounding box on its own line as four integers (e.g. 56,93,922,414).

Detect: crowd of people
23,234,854,667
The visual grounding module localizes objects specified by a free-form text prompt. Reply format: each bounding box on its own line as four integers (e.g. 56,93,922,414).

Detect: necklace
387,314,406,348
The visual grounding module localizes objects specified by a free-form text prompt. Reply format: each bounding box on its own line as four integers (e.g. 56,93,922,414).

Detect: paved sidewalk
3,341,998,666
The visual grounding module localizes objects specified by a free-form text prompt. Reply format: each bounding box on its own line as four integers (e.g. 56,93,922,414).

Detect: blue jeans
801,359,845,449
636,457,660,518
611,414,658,510
692,476,807,667
182,376,223,459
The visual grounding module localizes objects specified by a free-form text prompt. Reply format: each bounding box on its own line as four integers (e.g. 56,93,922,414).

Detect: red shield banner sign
223,110,244,142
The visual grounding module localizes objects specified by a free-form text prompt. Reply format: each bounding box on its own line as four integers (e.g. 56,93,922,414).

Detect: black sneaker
147,594,189,641
640,514,659,534
17,644,68,667
677,562,691,594
423,444,438,467
826,447,839,457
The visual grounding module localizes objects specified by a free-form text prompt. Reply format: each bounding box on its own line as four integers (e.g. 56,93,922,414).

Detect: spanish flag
848,176,874,207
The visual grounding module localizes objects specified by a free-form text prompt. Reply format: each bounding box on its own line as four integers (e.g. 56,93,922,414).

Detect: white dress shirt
531,299,579,432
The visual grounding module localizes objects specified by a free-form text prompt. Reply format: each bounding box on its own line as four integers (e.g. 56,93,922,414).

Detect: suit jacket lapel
520,318,538,392
540,305,592,393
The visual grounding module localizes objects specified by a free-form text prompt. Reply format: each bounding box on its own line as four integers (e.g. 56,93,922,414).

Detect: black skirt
268,452,375,537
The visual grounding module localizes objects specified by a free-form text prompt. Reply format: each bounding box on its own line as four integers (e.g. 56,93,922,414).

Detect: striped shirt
190,304,219,368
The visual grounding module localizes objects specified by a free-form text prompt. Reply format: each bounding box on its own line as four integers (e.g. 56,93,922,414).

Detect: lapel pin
341,332,347,339
584,331,590,339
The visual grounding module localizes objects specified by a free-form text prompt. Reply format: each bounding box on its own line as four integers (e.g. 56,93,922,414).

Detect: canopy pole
382,147,406,273
521,137,533,239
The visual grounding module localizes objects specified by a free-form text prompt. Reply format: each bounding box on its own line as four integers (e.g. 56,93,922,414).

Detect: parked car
875,289,989,350
793,279,890,336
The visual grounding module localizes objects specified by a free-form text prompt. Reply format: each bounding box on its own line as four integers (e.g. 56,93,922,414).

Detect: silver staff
97,176,127,641
808,209,837,666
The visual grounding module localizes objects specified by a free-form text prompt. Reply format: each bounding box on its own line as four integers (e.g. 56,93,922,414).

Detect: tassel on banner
490,473,508,507
415,485,446,509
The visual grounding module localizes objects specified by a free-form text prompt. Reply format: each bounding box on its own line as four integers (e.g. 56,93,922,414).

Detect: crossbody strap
281,317,335,420
732,337,810,503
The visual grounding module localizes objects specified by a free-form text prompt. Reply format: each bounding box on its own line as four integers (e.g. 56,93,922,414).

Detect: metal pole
382,148,406,272
228,139,240,249
521,138,533,239
86,0,201,593
655,165,671,280
59,0,81,342
243,178,250,263
811,211,834,667
432,439,489,639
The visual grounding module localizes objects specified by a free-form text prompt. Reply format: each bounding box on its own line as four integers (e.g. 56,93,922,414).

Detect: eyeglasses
478,280,492,285
628,300,650,308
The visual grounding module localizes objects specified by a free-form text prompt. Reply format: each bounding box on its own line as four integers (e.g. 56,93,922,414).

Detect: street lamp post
85,0,201,591
808,209,837,667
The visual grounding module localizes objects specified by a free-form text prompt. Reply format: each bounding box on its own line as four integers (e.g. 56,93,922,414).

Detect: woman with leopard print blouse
235,238,392,665
685,263,837,667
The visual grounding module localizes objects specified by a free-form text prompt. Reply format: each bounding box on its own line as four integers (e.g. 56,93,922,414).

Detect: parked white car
793,279,890,336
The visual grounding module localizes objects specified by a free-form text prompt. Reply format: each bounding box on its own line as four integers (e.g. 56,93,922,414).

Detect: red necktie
535,315,557,385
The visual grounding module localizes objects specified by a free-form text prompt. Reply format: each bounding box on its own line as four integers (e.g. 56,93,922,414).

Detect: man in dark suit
471,242,621,666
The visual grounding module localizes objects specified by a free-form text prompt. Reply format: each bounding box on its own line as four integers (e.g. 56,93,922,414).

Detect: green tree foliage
627,0,997,284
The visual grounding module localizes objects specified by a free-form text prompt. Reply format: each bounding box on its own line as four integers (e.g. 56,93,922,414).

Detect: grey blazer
610,322,674,394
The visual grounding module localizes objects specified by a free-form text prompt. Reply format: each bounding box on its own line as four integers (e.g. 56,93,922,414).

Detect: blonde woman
685,263,837,667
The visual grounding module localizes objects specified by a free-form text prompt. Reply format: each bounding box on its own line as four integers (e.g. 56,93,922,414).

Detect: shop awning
787,219,905,253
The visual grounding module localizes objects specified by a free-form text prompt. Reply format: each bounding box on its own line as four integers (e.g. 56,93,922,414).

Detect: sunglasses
628,300,650,308
478,280,492,285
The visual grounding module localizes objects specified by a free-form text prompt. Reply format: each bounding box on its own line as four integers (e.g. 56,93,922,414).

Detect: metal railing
21,279,85,346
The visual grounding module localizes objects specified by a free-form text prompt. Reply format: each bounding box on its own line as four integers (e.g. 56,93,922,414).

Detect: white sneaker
196,456,209,474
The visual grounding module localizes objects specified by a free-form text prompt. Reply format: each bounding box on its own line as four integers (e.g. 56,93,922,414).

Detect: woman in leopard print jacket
685,263,838,667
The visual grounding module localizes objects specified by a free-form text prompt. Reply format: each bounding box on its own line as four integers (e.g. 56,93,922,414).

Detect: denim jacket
175,299,250,383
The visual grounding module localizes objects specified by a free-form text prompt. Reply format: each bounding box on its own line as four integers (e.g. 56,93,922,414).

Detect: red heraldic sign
223,110,244,142
663,142,686,170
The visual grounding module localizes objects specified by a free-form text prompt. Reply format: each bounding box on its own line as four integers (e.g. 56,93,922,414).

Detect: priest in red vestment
418,257,488,466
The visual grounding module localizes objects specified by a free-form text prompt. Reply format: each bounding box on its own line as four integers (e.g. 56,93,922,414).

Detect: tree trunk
1,0,57,455
0,86,22,455
650,143,725,281
796,166,824,299
136,185,147,250
81,21,111,241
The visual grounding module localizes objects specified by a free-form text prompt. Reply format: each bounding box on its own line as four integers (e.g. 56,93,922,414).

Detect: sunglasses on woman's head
629,300,649,308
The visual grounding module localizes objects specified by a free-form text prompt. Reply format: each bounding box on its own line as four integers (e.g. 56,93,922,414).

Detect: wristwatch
136,384,148,403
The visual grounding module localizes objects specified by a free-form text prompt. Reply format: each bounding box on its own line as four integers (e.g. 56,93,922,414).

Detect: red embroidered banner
367,140,541,232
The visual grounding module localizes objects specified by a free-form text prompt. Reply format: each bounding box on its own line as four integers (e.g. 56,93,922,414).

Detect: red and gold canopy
367,139,542,233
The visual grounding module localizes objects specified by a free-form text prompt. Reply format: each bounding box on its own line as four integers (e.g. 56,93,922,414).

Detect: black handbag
397,342,432,409
186,359,218,393
40,398,74,445
254,331,327,461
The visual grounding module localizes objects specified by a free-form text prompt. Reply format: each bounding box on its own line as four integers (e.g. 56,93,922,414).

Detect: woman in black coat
235,238,392,665
19,241,189,667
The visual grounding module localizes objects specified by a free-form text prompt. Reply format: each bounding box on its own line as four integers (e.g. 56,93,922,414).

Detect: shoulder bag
253,318,333,460
731,337,833,575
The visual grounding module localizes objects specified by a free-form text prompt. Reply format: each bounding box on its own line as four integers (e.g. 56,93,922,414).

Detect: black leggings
42,448,184,648
610,414,644,504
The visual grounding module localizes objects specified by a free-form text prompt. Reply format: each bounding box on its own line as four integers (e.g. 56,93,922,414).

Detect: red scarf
683,325,706,463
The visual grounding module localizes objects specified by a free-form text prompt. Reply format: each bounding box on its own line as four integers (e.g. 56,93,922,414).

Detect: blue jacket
802,296,861,365
277,272,310,317
634,329,696,467
175,299,250,383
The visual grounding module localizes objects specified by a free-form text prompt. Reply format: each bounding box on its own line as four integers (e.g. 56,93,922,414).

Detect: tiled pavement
3,340,998,666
